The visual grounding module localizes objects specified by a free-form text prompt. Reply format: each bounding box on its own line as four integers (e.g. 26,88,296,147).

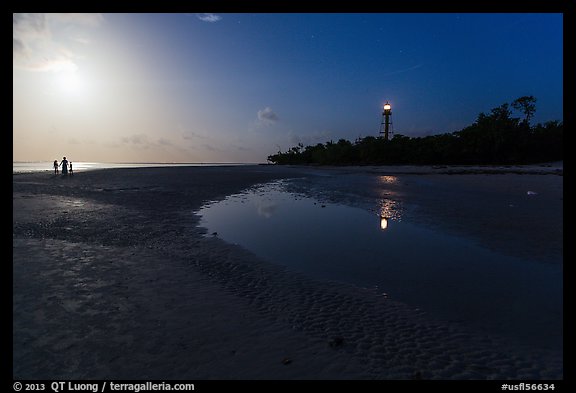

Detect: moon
57,71,86,95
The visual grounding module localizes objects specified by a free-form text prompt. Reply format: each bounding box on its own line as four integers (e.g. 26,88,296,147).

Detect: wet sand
13,165,563,379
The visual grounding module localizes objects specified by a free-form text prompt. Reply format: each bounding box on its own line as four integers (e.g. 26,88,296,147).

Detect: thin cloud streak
196,14,222,23
13,13,103,72
381,64,423,77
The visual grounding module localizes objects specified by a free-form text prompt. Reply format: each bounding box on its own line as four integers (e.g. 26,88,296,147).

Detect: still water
199,179,562,351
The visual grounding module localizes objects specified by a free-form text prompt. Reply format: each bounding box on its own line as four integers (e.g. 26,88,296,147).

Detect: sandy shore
13,165,562,380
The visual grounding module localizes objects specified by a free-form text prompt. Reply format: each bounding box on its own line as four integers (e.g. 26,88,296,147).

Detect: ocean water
199,178,562,353
13,161,252,174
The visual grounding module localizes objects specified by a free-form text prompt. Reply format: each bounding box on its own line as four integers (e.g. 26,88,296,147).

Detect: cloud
202,143,226,152
54,13,104,27
382,64,423,77
13,13,48,59
196,13,222,23
13,37,24,53
182,131,209,140
157,138,173,146
257,107,279,125
13,13,103,72
122,133,150,146
176,123,210,141
121,134,183,152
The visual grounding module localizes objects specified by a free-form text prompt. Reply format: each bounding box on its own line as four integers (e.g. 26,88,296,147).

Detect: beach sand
13,165,563,380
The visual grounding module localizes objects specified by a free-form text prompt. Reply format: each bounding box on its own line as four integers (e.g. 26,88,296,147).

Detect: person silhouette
60,156,69,176
53,160,59,175
69,161,73,176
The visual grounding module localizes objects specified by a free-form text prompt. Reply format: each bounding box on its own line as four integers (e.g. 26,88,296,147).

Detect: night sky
13,13,563,163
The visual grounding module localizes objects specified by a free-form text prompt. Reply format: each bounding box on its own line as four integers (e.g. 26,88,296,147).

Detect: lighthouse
379,102,392,140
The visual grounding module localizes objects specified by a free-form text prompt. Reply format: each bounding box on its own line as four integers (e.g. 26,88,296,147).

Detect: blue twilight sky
13,13,563,163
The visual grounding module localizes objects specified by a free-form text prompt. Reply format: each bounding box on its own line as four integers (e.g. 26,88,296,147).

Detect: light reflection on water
380,217,388,230
379,197,401,222
379,175,399,184
199,180,562,352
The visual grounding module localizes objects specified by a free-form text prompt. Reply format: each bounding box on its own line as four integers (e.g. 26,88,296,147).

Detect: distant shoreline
12,161,261,174
288,161,564,176
13,160,563,176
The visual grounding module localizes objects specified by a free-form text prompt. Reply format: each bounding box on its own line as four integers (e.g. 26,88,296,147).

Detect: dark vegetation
267,96,563,165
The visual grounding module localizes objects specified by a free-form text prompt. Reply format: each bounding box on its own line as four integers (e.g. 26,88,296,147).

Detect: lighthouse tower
379,102,392,140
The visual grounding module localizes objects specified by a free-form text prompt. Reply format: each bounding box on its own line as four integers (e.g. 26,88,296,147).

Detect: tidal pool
199,179,562,352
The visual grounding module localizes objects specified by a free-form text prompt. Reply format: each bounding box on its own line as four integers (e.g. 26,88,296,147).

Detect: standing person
53,160,59,175
59,156,68,176
69,161,73,176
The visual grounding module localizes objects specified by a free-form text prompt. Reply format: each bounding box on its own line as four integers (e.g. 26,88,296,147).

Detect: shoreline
13,166,562,379
281,161,563,176
13,161,563,176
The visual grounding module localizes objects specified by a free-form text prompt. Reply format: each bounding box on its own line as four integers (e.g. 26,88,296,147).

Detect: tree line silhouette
267,96,562,165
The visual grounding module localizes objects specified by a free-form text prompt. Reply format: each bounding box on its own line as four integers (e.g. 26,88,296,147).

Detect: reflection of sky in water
199,180,562,352
256,200,278,218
